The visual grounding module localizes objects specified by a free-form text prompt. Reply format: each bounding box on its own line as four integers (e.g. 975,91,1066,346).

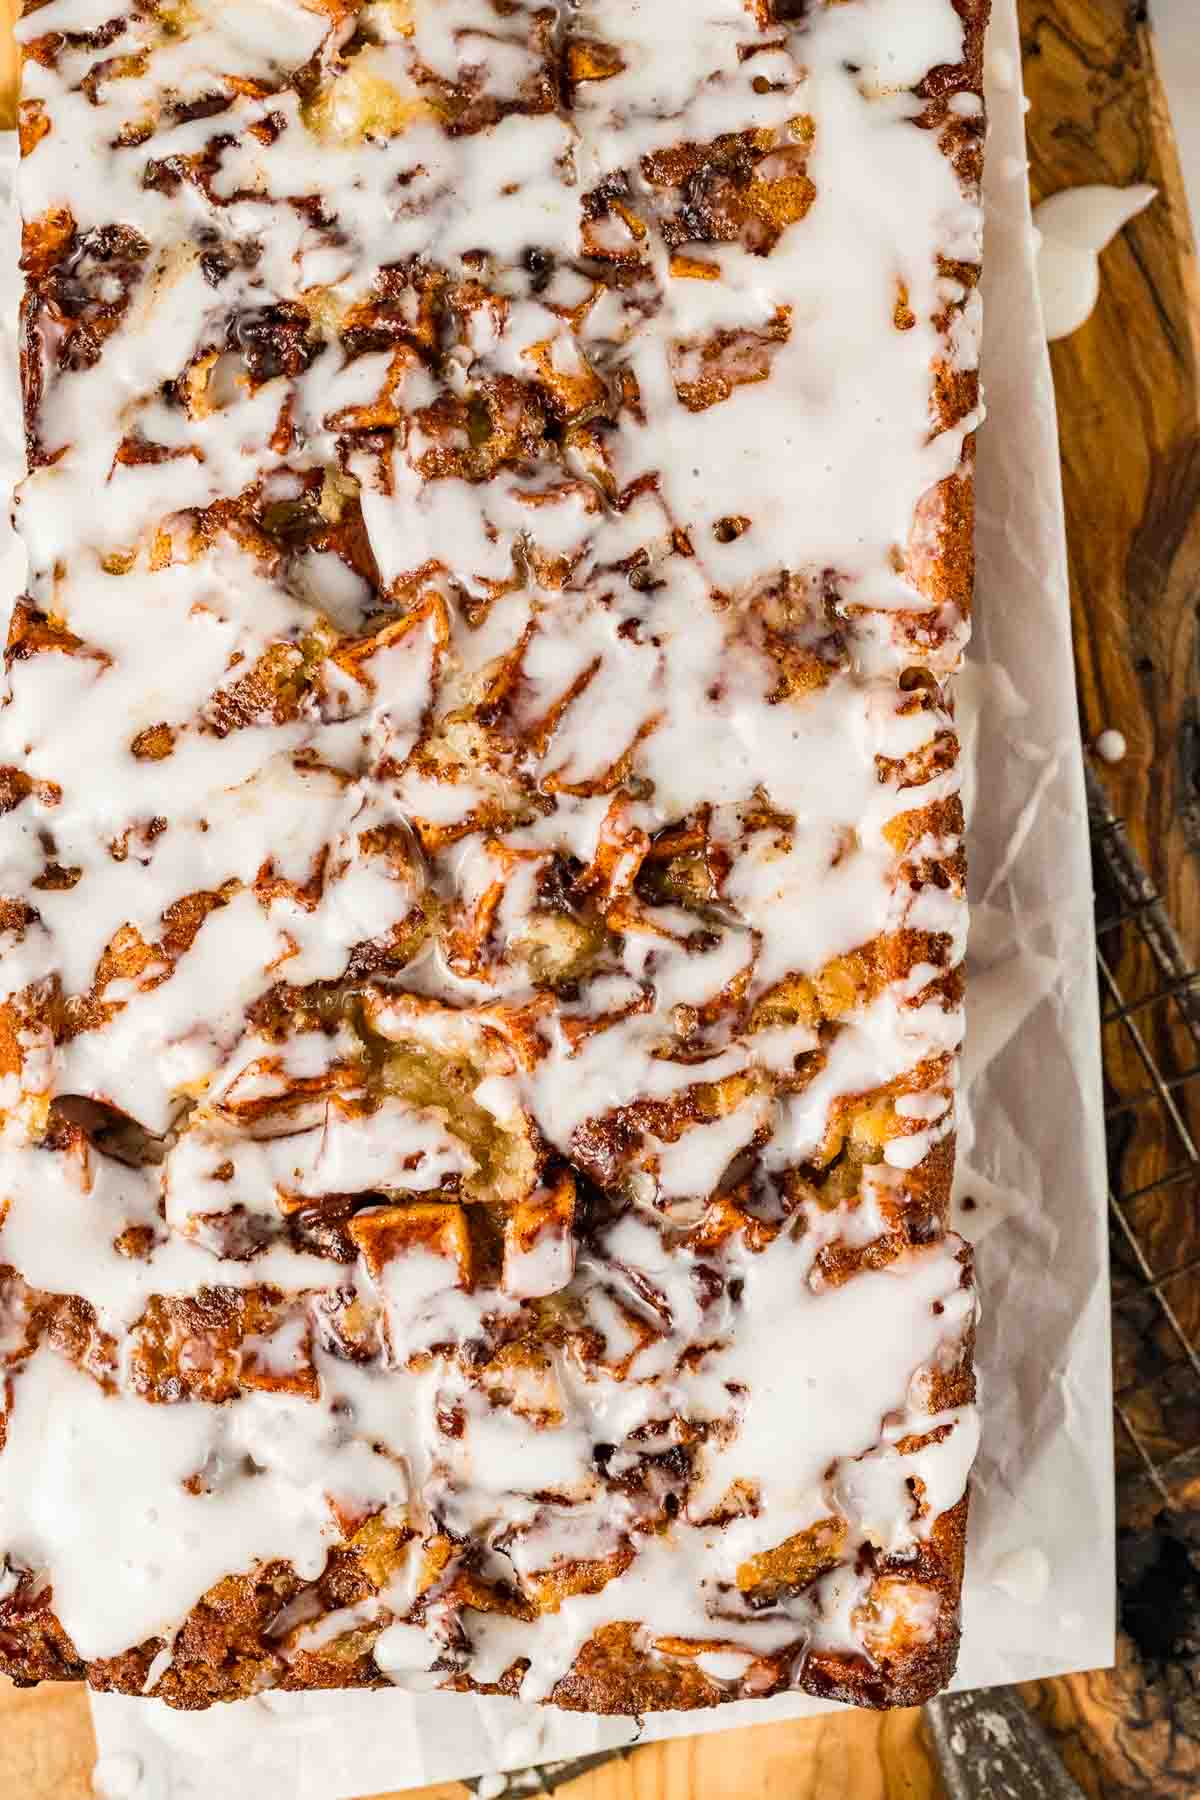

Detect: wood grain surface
0,1685,946,1800
1032,0,1200,1340
2,0,1199,1796
1017,0,1200,1795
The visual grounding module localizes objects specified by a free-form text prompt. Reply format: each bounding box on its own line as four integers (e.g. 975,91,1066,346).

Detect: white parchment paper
0,0,1116,1789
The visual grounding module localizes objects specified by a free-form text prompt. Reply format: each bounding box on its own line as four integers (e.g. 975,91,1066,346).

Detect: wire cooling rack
1089,763,1200,1513
466,1749,634,1797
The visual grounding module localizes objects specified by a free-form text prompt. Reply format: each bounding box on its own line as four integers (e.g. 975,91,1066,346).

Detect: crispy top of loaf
0,0,985,1713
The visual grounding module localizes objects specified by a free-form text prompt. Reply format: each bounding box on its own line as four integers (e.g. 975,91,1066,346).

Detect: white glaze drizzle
1033,183,1156,342
0,0,983,1703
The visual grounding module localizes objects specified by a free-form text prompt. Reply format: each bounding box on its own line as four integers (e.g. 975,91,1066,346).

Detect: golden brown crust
0,1226,975,1711
0,0,988,1715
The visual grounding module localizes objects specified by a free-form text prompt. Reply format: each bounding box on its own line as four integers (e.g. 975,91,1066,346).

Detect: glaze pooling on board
0,0,985,1711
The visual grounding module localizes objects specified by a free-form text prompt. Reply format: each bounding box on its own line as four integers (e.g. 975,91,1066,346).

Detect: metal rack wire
1089,763,1200,1510
466,1749,634,1797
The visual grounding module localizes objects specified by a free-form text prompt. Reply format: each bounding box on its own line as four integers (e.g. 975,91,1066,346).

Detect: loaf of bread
0,0,986,1713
